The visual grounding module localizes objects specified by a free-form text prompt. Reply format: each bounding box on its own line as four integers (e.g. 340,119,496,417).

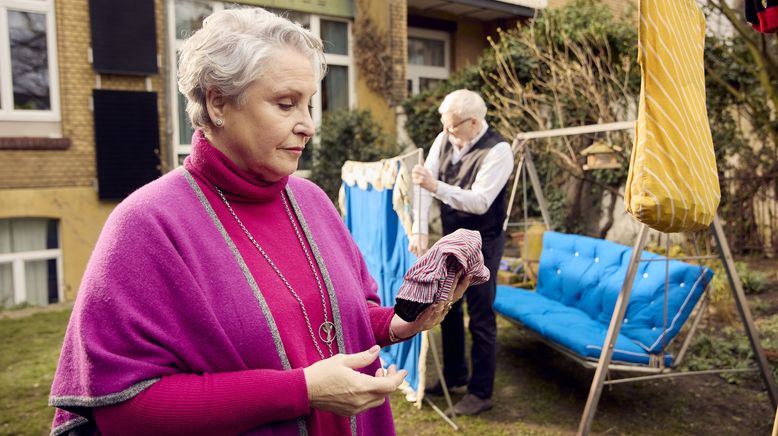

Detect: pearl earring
214,118,224,127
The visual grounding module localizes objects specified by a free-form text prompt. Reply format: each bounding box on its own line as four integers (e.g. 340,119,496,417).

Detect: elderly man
410,89,514,416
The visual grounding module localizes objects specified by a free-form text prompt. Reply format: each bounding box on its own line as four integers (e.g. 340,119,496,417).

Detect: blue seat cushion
494,232,714,366
495,285,671,366
533,232,713,354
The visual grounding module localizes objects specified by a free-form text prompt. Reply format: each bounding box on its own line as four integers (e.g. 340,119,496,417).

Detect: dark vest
438,128,509,241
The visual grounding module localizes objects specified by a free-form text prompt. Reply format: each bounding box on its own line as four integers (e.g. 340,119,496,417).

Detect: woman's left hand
389,272,472,341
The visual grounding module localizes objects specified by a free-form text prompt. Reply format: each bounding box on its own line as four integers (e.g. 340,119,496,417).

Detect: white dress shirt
412,121,514,235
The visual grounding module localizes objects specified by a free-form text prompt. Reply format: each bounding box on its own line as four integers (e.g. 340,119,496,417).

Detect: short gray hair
438,89,487,121
177,7,326,130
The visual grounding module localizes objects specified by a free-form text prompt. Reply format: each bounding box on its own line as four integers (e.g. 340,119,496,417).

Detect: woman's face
209,49,317,181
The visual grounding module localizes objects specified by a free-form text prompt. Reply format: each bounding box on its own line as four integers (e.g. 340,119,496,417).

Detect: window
322,65,349,113
409,37,444,67
167,1,354,172
0,0,60,125
175,0,211,38
167,0,212,164
305,17,352,173
0,218,62,308
321,18,348,55
407,27,450,95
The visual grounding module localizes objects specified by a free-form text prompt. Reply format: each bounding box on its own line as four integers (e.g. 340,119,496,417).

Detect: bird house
581,141,622,170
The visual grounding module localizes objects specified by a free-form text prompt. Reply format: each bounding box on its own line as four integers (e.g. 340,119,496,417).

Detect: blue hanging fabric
340,154,427,405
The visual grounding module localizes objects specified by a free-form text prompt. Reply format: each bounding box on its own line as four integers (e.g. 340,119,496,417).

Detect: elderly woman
48,8,469,436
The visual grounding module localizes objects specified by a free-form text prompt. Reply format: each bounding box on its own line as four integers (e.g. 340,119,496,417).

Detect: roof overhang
407,0,546,21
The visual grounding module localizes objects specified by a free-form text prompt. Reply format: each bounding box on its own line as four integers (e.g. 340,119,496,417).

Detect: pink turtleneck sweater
92,132,397,435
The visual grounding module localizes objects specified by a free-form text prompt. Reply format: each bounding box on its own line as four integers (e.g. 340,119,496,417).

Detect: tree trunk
599,190,617,239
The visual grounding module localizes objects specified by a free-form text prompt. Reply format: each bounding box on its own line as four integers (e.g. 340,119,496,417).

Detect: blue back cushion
536,232,713,353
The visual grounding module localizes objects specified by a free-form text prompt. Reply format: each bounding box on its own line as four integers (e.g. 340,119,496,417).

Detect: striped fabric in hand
394,229,490,321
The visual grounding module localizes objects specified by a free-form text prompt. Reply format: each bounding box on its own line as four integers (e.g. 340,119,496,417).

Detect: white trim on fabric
50,416,89,436
49,378,162,408
635,270,708,352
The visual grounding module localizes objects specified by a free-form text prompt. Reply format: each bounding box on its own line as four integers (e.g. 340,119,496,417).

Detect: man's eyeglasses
443,117,473,134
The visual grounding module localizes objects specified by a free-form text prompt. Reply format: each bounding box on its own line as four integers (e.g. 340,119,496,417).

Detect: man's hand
303,345,407,416
412,164,438,193
408,234,429,257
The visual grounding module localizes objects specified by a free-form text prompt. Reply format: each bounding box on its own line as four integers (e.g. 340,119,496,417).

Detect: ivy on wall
353,0,394,103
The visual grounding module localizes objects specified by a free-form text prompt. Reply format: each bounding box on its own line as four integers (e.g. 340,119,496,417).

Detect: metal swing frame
501,121,778,435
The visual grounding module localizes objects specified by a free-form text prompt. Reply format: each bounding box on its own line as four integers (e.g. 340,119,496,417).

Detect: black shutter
93,90,161,200
89,0,158,75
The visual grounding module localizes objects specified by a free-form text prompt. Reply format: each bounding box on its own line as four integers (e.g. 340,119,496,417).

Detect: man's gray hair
438,89,487,121
177,7,326,130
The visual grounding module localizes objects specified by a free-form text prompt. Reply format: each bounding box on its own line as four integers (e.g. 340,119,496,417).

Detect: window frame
407,27,450,96
0,218,63,307
0,0,61,122
166,0,355,172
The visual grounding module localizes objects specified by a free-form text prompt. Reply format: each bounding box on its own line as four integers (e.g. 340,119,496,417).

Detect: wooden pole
578,224,650,435
712,216,778,409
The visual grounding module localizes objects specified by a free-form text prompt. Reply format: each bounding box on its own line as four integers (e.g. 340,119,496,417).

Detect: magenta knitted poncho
49,131,395,435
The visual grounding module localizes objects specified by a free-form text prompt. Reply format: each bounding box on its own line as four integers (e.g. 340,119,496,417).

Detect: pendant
318,321,336,345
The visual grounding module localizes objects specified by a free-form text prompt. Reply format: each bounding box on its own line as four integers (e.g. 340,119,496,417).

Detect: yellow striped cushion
625,0,720,233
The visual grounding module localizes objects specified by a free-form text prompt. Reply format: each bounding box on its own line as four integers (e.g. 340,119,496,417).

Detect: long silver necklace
214,186,336,359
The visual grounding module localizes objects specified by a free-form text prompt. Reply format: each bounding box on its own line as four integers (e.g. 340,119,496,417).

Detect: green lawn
0,309,69,436
1,306,775,435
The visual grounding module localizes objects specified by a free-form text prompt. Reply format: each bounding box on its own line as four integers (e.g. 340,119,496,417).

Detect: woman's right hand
303,345,406,416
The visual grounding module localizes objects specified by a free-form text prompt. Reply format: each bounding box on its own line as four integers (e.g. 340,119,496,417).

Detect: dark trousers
440,232,504,400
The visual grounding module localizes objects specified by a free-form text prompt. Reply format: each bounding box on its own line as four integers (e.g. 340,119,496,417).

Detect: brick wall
0,0,167,190
389,0,408,105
